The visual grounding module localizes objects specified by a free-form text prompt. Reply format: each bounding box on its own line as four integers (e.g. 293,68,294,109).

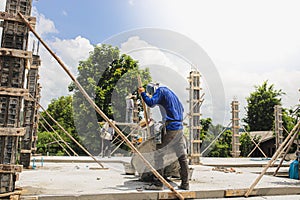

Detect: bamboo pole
110,127,137,155
245,120,300,197
137,75,151,138
201,121,231,156
246,133,268,158
32,94,105,168
273,126,300,176
39,113,76,156
19,12,184,199
39,116,72,156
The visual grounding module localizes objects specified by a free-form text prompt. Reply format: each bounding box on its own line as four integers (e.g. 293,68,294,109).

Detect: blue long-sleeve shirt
141,87,183,130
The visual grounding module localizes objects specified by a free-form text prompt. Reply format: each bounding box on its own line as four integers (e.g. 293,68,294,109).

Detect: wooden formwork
0,0,34,195
0,95,22,128
20,59,40,167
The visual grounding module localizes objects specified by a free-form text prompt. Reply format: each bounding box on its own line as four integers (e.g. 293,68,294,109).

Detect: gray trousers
154,129,189,186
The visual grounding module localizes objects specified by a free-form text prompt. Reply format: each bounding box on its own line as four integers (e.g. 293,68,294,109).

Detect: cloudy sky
1,0,299,125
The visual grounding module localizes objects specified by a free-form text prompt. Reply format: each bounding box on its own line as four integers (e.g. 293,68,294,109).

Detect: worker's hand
138,87,145,94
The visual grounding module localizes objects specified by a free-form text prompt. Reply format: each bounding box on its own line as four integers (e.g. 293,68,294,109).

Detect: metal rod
19,12,184,199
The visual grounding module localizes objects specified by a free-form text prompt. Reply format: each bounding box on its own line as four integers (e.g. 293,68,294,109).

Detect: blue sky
1,0,299,125
32,0,157,44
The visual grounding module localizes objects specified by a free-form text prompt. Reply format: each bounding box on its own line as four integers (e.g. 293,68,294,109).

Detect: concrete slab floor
16,156,300,199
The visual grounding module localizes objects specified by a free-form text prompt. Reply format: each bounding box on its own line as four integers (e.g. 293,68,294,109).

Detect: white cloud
121,36,175,71
120,36,222,123
30,8,93,107
135,0,300,124
0,1,5,10
32,7,58,37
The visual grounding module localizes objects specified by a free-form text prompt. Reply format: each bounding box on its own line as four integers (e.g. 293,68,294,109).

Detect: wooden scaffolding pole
39,120,72,157
245,120,300,197
137,75,150,138
273,126,300,176
32,94,105,168
19,12,184,199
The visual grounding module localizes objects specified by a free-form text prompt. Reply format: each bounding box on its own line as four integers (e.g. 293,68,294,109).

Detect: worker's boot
145,169,164,190
178,155,189,190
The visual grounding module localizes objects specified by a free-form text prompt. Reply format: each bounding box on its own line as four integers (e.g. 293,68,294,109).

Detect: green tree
199,118,212,139
244,81,285,131
239,132,260,157
208,130,232,157
38,96,84,155
69,44,151,154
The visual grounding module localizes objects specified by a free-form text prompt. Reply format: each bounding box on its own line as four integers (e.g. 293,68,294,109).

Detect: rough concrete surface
16,156,300,199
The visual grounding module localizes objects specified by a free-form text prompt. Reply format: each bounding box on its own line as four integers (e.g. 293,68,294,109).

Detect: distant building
248,131,275,157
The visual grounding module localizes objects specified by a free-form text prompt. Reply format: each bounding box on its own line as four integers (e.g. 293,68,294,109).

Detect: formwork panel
1,21,29,50
0,0,34,194
6,0,32,16
0,96,21,128
0,56,26,88
0,173,15,193
0,136,18,164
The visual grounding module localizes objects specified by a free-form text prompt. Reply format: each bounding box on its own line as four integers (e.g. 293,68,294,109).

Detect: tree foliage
244,81,285,131
239,132,260,157
37,96,84,156
69,44,151,154
207,130,232,157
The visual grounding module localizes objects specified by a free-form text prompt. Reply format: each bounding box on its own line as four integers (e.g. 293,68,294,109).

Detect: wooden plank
0,127,26,136
159,191,196,199
20,149,32,154
0,11,36,27
0,48,32,59
0,87,29,97
0,164,22,173
192,140,202,143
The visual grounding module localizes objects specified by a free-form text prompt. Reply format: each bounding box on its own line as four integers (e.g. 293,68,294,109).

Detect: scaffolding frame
187,70,203,164
231,100,241,157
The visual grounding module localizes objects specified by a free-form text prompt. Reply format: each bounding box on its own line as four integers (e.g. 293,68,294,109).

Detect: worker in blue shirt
138,82,189,190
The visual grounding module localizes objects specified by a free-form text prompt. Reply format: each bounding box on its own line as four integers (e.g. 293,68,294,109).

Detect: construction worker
138,82,189,190
125,93,134,123
100,120,115,158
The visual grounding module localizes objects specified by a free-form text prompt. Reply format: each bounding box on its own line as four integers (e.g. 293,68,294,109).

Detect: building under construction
0,1,300,200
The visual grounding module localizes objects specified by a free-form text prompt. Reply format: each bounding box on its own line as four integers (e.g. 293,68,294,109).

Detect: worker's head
146,82,159,95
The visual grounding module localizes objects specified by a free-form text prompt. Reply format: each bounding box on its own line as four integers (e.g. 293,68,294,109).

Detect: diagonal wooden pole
19,12,184,199
246,132,268,158
110,126,138,155
240,125,268,158
31,94,105,168
245,120,300,197
273,126,300,176
201,121,231,156
39,119,72,156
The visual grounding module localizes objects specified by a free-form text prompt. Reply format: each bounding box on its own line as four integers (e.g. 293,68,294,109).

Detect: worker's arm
138,87,162,107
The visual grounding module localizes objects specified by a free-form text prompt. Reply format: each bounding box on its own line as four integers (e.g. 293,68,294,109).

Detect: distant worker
100,120,115,158
125,93,134,123
138,82,189,190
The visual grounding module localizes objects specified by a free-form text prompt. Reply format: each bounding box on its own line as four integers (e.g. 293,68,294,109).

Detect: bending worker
138,82,189,190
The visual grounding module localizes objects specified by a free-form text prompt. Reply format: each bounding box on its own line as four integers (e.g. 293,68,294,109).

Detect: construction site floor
17,156,300,200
